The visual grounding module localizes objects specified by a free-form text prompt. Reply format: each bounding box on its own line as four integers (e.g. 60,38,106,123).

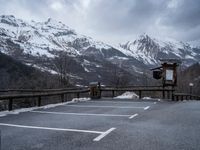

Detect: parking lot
0,98,200,150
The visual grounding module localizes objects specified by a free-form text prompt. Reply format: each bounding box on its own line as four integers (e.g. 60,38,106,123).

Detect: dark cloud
0,0,200,44
161,0,200,29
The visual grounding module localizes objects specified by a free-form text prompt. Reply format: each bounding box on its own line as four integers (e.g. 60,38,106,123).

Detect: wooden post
61,94,64,103
167,91,170,99
139,90,142,99
171,86,175,101
38,96,41,107
34,97,37,106
99,90,102,98
77,93,80,99
181,95,183,101
177,95,179,101
112,90,115,98
162,89,165,99
65,94,68,101
8,98,13,111
172,93,174,101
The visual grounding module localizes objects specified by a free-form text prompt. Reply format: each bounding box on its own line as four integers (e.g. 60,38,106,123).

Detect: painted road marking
154,102,157,104
129,113,138,119
144,106,150,110
31,110,136,119
93,128,116,141
0,123,115,142
63,105,146,109
88,100,156,104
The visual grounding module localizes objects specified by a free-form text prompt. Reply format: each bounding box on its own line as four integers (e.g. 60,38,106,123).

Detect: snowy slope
0,15,141,85
0,15,117,58
0,15,200,85
119,34,200,66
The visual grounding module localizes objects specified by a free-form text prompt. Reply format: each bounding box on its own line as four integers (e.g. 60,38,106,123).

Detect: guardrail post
181,95,183,101
112,90,115,97
162,89,165,99
61,94,64,103
139,90,142,99
77,93,80,99
38,96,41,107
65,94,68,101
99,90,102,98
8,98,13,111
167,91,170,99
172,94,174,101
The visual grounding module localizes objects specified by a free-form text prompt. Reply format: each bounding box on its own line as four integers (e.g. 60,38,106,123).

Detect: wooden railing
100,86,175,99
0,87,88,93
172,93,200,101
0,88,90,111
1,85,199,112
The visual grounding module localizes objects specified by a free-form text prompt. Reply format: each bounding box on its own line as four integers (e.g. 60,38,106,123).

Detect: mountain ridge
119,34,200,66
0,15,199,85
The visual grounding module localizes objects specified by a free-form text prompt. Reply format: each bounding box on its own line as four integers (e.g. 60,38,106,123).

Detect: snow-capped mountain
0,15,199,85
0,15,125,58
120,34,200,66
0,15,141,85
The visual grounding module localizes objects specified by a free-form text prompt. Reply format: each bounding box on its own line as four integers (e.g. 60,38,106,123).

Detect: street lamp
189,83,194,95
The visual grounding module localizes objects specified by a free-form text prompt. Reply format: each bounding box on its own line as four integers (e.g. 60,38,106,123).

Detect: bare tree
108,65,130,87
53,53,72,87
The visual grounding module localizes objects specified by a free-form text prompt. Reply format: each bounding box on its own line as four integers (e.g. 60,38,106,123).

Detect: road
0,98,200,150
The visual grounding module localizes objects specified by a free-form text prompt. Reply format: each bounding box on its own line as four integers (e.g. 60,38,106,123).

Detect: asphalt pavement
0,98,200,150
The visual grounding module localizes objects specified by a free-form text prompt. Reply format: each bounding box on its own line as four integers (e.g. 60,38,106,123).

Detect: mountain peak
0,15,28,27
119,34,200,66
0,15,18,27
46,18,56,23
139,33,151,39
0,15,15,19
44,18,68,29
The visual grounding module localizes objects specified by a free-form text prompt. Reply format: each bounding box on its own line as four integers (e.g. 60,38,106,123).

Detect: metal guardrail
0,88,90,111
102,85,163,88
172,93,200,101
0,87,88,93
100,87,175,99
1,85,199,112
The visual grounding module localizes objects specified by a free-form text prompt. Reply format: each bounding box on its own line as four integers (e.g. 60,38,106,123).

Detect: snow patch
115,92,139,99
0,97,90,117
142,97,152,100
71,97,90,102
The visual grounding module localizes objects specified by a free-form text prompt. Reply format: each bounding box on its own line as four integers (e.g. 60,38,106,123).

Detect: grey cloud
161,0,200,30
0,0,200,44
86,0,166,32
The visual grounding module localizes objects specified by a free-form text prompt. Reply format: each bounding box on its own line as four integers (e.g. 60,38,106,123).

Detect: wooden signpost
151,58,181,99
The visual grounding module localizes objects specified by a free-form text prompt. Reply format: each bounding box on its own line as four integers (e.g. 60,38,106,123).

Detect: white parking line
31,110,134,119
93,128,116,141
129,113,138,119
144,106,150,110
88,100,155,104
63,105,146,109
0,123,115,142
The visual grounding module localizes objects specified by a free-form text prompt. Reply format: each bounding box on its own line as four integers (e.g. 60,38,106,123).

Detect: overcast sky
0,0,200,45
